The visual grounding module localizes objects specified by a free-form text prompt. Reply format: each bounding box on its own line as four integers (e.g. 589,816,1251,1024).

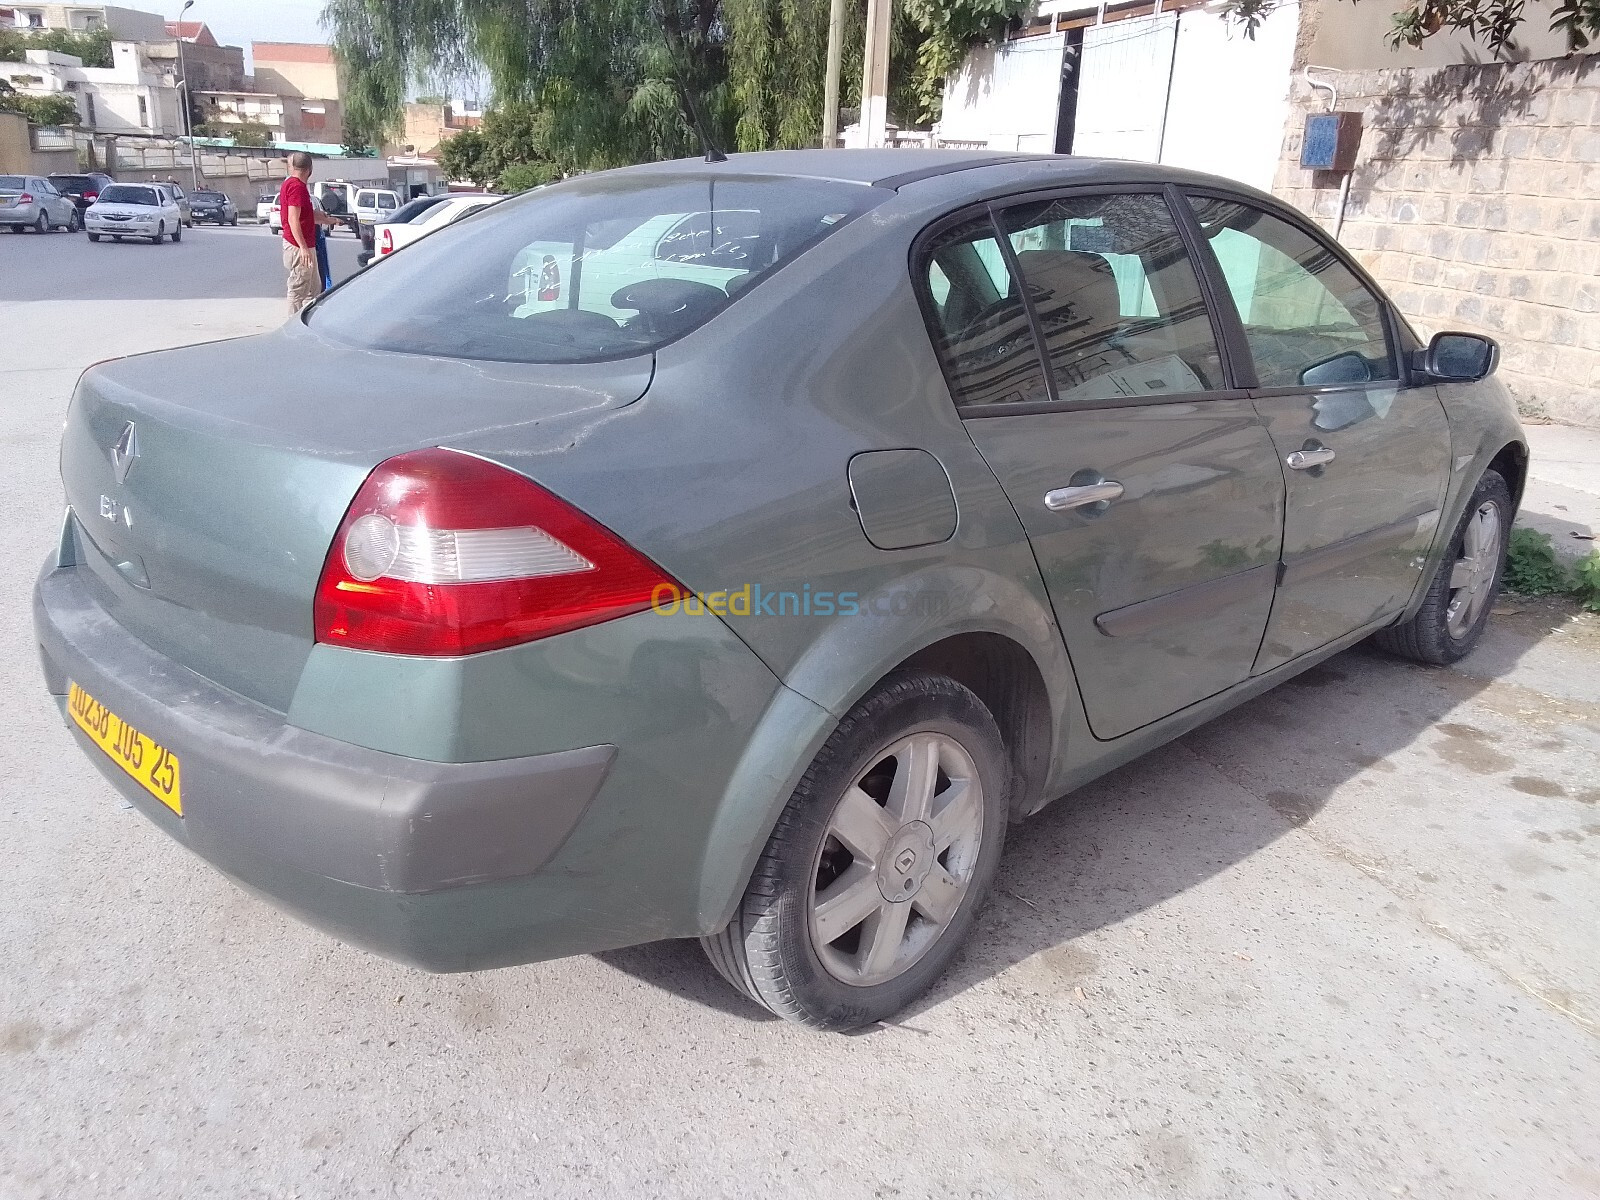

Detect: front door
1183,195,1452,671
919,191,1286,741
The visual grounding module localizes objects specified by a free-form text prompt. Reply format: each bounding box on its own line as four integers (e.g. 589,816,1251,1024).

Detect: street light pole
174,0,199,189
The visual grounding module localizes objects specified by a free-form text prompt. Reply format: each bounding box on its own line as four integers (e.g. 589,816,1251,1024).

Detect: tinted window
0,176,25,190
311,172,880,364
1188,196,1395,388
998,194,1223,402
50,175,92,193
100,185,158,205
918,214,1051,409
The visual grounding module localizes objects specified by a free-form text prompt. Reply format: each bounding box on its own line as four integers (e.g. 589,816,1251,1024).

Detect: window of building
137,96,149,126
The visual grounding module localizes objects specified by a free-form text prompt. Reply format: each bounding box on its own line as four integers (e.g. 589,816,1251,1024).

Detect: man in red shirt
278,152,320,313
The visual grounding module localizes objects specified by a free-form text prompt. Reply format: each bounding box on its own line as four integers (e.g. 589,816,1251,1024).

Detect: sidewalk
1519,423,1599,563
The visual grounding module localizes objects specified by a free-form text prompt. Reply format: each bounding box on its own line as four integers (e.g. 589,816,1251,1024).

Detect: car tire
34,211,48,233
702,670,1010,1031
229,215,238,226
87,232,100,242
68,209,81,233
1373,469,1511,666
172,223,182,243
152,222,165,245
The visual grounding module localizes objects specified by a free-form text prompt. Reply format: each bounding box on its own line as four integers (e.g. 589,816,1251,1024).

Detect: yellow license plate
67,682,183,815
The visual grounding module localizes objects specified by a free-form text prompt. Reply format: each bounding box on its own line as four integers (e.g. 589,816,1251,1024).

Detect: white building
5,3,167,38
0,41,183,134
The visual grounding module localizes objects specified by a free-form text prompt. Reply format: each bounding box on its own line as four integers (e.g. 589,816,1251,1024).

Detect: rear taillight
83,191,97,201
19,192,33,204
378,226,394,255
314,448,678,656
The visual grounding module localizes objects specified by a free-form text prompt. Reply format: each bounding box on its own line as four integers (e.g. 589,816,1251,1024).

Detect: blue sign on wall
1301,111,1361,172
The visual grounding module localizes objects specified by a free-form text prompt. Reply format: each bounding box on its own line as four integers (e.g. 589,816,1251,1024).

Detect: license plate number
67,682,183,815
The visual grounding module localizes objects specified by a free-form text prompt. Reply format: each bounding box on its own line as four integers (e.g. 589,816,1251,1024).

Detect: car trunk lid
60,323,653,711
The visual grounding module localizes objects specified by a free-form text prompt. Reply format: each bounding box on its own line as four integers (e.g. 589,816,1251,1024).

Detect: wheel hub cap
876,821,935,902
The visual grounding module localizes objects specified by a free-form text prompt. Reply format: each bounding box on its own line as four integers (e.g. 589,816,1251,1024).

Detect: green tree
498,159,563,191
0,91,80,125
0,27,114,68
435,125,494,185
323,0,1024,170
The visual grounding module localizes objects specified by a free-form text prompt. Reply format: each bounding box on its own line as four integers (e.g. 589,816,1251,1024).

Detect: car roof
612,149,1277,203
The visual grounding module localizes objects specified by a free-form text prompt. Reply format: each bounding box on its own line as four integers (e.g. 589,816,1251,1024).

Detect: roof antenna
660,7,728,163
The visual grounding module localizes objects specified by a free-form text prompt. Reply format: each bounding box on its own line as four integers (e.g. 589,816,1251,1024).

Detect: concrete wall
0,112,31,173
1298,0,1572,69
250,44,339,101
1272,54,1600,428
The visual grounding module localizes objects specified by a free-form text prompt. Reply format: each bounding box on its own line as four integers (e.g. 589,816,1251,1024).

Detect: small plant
1574,551,1600,613
1503,528,1568,596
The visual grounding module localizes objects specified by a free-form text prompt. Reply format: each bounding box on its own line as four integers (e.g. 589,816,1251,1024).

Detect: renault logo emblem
111,421,139,485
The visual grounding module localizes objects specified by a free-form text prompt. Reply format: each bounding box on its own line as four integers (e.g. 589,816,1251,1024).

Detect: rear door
1183,193,1451,671
924,188,1286,740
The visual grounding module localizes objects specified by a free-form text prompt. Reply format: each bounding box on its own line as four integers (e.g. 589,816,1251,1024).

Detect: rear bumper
35,563,618,970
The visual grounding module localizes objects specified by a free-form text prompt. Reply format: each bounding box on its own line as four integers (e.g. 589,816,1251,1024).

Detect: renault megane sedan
34,150,1524,1030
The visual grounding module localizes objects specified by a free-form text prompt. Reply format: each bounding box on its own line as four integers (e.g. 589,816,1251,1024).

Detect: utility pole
821,0,845,147
174,0,199,188
858,0,892,148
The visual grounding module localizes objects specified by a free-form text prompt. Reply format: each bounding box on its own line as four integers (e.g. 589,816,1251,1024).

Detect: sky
177,0,327,54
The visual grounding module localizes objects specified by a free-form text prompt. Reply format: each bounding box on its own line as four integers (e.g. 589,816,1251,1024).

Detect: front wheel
67,209,81,232
33,211,48,233
151,222,165,244
702,670,1009,1030
1374,469,1511,665
87,232,101,242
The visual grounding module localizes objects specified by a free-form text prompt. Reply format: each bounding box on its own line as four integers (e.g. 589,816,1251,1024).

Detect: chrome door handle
1286,447,1336,470
1044,481,1124,511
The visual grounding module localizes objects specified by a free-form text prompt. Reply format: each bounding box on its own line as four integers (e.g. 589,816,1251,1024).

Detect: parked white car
373,193,506,259
352,186,401,227
255,192,277,225
85,183,185,244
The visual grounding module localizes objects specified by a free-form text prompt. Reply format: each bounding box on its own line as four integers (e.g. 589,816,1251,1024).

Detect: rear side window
312,172,881,363
918,215,1051,409
1188,196,1395,388
996,194,1224,402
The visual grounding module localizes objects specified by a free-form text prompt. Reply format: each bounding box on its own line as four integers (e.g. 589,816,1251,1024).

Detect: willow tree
326,0,1027,168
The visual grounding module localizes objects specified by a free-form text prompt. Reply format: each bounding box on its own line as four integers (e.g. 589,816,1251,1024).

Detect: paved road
2,230,1599,1200
2,218,364,301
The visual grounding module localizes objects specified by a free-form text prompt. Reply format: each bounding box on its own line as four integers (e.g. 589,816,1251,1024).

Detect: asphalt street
2,227,1599,1200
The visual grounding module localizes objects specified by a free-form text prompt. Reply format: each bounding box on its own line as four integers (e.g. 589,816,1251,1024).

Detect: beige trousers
284,242,321,314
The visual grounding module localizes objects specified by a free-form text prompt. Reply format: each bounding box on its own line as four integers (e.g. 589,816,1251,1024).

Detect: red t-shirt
278,175,314,248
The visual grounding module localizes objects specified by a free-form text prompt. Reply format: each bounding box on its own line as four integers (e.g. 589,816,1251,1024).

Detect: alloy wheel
808,731,984,986
1445,500,1501,639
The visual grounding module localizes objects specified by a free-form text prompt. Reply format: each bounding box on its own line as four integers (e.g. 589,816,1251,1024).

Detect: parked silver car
0,174,80,233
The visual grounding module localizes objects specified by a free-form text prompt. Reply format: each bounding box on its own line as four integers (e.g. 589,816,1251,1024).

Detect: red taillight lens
84,191,97,201
314,447,679,657
378,226,394,255
19,192,33,204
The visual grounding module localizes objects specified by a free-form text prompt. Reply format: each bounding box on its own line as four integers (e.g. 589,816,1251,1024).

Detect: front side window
998,194,1224,403
1188,196,1395,388
918,215,1050,410
311,172,880,363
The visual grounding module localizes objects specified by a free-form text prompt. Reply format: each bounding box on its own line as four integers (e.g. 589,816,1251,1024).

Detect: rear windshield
195,190,225,199
0,176,25,190
310,171,880,363
50,175,92,192
101,185,158,205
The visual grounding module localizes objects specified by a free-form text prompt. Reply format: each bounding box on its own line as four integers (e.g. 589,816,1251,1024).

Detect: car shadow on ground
597,608,1573,1026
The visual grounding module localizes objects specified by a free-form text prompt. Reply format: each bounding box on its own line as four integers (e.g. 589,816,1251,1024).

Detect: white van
352,187,400,226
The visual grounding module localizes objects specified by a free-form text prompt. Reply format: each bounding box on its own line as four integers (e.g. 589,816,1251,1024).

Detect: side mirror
1415,331,1498,383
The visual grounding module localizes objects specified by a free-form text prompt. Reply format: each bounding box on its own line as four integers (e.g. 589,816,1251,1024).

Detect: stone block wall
1273,54,1600,428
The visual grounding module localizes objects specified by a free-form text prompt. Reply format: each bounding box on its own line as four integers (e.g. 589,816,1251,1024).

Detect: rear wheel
1374,469,1511,665
172,222,182,243
702,670,1009,1030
